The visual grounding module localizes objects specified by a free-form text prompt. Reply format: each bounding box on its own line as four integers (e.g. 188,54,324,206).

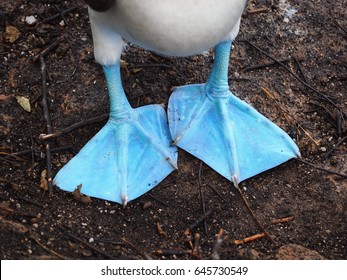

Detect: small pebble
25,15,37,25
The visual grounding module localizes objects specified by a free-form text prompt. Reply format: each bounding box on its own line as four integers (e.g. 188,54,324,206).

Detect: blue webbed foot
54,63,177,205
168,41,300,185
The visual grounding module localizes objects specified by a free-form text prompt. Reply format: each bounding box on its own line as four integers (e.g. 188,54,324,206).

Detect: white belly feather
89,0,247,64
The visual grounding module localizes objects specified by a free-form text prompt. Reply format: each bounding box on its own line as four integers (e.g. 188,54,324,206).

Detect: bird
54,0,300,205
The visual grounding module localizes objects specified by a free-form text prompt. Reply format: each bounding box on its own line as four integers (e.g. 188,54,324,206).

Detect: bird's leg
54,61,177,205
168,40,299,184
206,40,232,94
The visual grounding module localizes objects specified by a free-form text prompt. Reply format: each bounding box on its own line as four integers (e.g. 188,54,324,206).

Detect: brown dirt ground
1,0,346,260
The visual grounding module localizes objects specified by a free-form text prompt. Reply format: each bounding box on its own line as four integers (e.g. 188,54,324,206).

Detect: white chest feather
89,0,247,63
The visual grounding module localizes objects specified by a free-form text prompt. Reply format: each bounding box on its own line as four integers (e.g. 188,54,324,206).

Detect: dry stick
0,204,38,218
23,122,36,166
297,158,347,179
16,196,44,208
207,184,229,204
260,86,319,146
329,1,347,35
211,229,225,260
198,161,208,235
244,58,290,72
39,114,108,141
30,236,66,259
41,6,77,24
308,100,342,136
236,186,276,246
271,216,295,225
184,208,214,236
11,146,72,157
192,233,202,258
247,7,268,14
92,238,125,246
243,40,339,110
40,56,54,194
147,193,169,207
233,233,267,245
121,237,152,259
293,57,309,84
68,233,116,259
324,135,347,159
33,39,60,62
54,5,70,26
155,249,189,256
0,152,26,161
0,157,21,166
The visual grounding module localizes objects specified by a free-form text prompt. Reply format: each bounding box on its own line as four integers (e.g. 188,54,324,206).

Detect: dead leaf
16,96,31,112
5,25,20,43
72,184,92,203
40,169,48,191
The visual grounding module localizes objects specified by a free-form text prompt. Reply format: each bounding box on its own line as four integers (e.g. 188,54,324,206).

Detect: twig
271,216,295,225
92,238,124,246
40,55,53,194
41,6,77,24
16,196,44,207
0,216,29,234
192,233,202,258
33,39,61,62
329,1,347,35
25,122,35,166
207,184,229,204
198,161,208,235
146,193,169,207
210,229,225,260
236,186,276,245
54,5,70,26
0,156,21,166
243,40,340,110
293,57,308,84
247,7,268,14
155,249,189,256
11,146,72,157
260,86,319,146
121,237,153,259
244,58,290,71
30,236,65,259
156,222,168,238
68,233,116,259
0,203,39,218
0,152,26,161
184,208,214,236
297,158,347,179
308,101,343,136
39,114,108,141
324,136,347,159
233,233,267,245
